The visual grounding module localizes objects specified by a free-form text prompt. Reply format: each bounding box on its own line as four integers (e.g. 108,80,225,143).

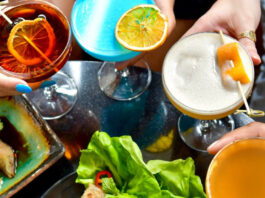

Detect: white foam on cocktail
163,33,253,114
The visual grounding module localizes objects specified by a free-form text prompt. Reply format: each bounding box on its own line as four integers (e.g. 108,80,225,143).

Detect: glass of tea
206,138,265,198
0,0,77,120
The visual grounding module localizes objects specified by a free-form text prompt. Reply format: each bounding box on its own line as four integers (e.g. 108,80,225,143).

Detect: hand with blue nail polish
0,73,32,96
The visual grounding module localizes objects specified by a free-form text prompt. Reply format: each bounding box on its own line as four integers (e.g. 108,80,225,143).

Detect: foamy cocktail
162,32,254,120
162,32,254,151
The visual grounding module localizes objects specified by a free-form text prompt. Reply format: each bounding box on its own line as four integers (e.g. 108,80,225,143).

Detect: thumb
181,15,213,38
207,122,265,155
238,37,261,65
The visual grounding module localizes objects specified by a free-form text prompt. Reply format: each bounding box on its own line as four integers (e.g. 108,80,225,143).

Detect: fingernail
252,54,259,60
15,84,32,93
40,80,56,88
208,140,220,150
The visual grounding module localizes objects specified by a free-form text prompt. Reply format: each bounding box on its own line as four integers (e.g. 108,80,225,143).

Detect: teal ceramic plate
0,96,64,198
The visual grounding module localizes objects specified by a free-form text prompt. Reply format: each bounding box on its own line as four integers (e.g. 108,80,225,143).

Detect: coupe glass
71,0,154,101
206,138,265,198
0,0,77,120
162,32,254,152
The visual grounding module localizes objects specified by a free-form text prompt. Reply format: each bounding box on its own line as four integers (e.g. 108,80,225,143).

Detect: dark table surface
12,61,255,198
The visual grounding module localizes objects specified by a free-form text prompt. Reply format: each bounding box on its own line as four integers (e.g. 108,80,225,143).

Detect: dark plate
41,171,84,198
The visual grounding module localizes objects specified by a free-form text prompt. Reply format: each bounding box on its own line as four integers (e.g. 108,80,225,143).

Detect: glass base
98,61,152,101
178,114,235,152
25,72,78,120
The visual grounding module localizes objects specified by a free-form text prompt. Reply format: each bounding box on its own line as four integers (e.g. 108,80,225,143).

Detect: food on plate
0,120,16,179
0,139,15,178
81,183,105,198
0,98,52,196
76,131,206,198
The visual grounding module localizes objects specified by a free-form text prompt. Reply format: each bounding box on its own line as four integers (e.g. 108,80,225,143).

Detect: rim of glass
0,0,8,6
162,32,255,117
205,137,265,197
0,0,72,80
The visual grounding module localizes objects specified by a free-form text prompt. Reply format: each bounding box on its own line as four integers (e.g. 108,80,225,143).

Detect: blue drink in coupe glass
71,0,155,100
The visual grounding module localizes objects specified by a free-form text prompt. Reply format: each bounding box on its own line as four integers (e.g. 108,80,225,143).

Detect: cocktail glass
206,138,265,198
71,0,154,101
0,0,77,120
162,32,254,152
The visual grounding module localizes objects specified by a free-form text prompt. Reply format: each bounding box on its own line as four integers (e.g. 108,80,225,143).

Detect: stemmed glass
162,32,254,152
71,0,154,101
0,0,77,120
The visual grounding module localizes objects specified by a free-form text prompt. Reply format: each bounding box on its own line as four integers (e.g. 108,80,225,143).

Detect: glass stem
199,120,212,134
43,85,56,100
121,67,129,77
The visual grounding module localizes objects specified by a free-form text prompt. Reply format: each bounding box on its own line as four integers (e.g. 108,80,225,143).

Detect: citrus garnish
7,18,56,65
115,4,168,51
217,42,250,84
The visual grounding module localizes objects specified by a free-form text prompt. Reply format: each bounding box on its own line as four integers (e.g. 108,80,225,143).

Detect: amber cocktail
206,138,265,198
0,0,77,120
0,1,71,82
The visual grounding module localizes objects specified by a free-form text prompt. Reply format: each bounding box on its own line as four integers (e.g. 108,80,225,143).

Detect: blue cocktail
72,0,155,100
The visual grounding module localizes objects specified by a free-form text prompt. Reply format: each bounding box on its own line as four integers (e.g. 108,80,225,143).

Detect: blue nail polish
40,80,56,88
15,84,32,93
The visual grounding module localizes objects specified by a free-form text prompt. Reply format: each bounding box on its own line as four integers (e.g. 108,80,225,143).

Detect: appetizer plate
41,171,83,198
0,96,64,198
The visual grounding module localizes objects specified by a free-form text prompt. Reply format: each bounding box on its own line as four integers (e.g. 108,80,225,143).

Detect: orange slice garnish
7,18,56,65
217,42,250,84
115,4,168,51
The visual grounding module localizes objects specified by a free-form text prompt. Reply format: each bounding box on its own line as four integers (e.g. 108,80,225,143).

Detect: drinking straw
0,10,12,24
219,30,264,117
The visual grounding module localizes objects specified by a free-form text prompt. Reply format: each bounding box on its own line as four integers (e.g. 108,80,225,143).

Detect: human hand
183,0,261,65
207,122,265,154
0,73,57,97
0,74,32,97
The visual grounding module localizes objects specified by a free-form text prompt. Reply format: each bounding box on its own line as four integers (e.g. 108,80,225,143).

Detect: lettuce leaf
102,177,120,195
76,131,206,198
147,158,206,198
76,131,161,197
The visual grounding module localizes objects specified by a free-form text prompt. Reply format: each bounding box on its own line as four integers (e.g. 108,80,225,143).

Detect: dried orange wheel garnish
115,4,168,51
7,18,56,65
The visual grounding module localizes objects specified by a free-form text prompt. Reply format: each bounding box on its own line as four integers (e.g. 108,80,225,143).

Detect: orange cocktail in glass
206,138,265,198
0,0,77,120
0,1,71,82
